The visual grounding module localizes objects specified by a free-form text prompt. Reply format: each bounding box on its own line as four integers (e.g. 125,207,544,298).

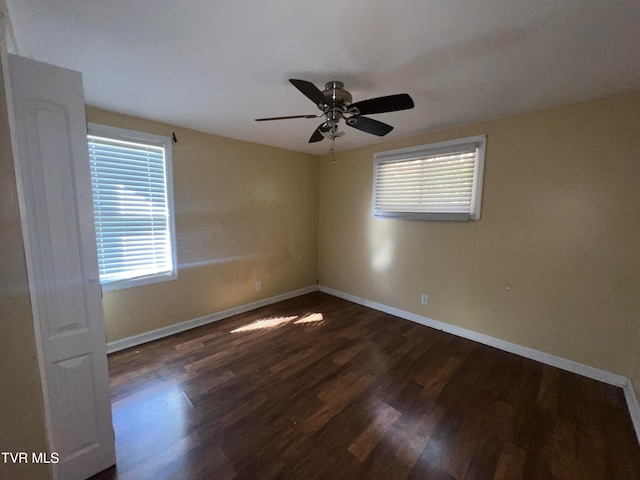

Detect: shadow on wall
175,199,292,284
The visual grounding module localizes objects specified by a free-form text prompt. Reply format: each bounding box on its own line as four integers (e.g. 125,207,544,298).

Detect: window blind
88,134,174,285
373,136,485,221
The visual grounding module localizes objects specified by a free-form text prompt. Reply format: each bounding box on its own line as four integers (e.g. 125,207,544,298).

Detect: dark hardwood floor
91,292,640,480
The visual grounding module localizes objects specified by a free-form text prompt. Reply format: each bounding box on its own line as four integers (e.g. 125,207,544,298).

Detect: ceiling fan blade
255,114,319,121
348,93,414,115
309,126,325,143
346,116,394,136
290,79,328,106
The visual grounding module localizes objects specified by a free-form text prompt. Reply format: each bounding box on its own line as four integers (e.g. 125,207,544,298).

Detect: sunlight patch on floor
230,312,326,333
231,315,298,333
293,313,324,325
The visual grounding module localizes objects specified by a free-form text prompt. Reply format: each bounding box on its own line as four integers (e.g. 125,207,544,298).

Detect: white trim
373,135,485,162
106,285,318,353
623,380,640,445
372,134,486,221
0,0,21,56
87,123,178,292
317,285,627,386
88,122,170,146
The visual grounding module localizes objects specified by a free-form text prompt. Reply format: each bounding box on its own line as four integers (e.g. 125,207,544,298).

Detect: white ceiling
7,0,640,155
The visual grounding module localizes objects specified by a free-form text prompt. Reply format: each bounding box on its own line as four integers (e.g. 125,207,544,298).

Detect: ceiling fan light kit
255,79,415,162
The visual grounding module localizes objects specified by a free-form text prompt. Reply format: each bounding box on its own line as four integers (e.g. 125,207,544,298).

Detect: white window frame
372,135,486,221
87,123,178,291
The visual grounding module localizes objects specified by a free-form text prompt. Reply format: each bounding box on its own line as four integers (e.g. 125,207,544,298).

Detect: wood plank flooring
91,292,640,480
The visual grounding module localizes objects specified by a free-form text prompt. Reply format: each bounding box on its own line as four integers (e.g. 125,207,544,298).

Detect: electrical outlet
255,281,261,291
421,294,429,305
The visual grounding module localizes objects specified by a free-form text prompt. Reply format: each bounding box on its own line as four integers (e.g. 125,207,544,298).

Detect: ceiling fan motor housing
321,81,353,134
322,81,353,107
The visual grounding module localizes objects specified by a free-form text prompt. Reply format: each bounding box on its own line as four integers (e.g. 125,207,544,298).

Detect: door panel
53,354,101,455
8,54,115,480
25,100,88,336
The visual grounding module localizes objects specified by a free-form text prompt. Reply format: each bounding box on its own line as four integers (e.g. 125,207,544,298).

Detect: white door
8,54,115,479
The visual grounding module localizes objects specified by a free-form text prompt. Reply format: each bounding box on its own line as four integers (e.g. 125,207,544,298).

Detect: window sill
101,271,178,292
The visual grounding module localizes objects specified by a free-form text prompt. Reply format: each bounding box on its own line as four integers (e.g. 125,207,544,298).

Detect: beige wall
0,50,51,480
319,91,640,378
86,108,319,342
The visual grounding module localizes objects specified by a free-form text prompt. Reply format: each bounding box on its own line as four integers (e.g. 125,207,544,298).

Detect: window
372,135,486,221
87,124,177,291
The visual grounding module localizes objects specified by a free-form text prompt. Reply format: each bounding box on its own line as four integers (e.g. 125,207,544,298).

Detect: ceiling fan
255,79,414,149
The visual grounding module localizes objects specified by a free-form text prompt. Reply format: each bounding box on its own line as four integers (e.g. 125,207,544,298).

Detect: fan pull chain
330,135,336,164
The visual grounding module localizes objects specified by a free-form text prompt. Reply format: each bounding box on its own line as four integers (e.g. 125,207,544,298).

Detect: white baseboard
106,285,318,353
318,285,628,387
318,285,640,443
